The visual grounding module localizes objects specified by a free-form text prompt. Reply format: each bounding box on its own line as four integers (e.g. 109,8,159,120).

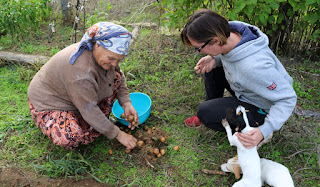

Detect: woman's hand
122,102,139,130
116,130,137,149
194,55,215,74
236,128,264,149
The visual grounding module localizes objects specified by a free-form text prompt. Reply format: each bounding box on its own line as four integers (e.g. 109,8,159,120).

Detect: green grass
0,16,320,187
0,65,31,137
289,60,320,110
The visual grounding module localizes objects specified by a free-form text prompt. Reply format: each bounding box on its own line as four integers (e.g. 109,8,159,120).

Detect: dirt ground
0,168,111,187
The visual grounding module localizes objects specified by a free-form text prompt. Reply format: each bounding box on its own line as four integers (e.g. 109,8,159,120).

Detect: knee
196,102,207,121
196,101,227,132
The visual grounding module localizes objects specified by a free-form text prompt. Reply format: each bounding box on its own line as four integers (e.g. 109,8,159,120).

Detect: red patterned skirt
28,72,122,150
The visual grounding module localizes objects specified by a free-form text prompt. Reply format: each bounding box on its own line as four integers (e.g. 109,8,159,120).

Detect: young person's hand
236,128,264,149
194,55,215,74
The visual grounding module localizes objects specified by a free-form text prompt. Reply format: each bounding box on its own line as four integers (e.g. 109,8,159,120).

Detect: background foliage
0,0,51,40
158,0,320,59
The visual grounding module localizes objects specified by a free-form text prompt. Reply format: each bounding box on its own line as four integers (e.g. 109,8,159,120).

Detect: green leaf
268,15,276,23
289,0,303,11
305,0,317,6
233,0,247,13
247,4,254,14
288,0,297,9
273,24,278,30
266,4,272,14
269,1,279,9
308,13,319,24
247,0,258,4
260,13,268,26
227,11,237,20
253,16,260,24
287,9,294,17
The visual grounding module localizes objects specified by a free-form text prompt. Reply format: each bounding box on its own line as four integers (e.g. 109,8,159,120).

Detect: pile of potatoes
108,124,180,165
139,134,167,158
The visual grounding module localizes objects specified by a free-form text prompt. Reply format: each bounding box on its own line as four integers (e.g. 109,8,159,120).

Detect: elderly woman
27,22,138,150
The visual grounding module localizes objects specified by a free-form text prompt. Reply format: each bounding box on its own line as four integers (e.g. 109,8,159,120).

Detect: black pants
197,67,267,132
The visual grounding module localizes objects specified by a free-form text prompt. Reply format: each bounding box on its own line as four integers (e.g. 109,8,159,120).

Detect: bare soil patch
0,168,110,187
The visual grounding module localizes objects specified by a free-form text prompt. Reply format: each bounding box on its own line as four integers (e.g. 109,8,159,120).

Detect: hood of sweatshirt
223,21,270,62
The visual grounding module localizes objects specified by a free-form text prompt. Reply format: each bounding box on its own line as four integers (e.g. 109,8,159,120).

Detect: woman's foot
184,116,202,128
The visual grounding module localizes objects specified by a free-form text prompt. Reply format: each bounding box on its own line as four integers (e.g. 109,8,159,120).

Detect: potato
160,149,165,155
120,113,126,118
128,115,134,122
131,121,136,126
125,149,131,154
144,126,149,130
160,136,166,143
153,148,160,155
173,146,180,151
157,153,162,158
108,149,113,155
137,140,144,147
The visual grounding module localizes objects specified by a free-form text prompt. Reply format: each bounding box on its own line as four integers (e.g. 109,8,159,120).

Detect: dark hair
181,9,230,46
90,38,96,45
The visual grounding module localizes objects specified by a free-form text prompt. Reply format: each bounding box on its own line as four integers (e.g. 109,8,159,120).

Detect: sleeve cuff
258,124,273,139
103,124,120,139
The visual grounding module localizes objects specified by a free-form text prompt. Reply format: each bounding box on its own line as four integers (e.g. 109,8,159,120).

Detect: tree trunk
61,0,71,25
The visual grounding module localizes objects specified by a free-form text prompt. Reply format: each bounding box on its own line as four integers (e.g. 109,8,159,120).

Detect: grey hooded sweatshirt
215,21,297,139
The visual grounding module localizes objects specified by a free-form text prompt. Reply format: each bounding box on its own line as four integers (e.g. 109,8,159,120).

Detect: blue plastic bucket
112,92,151,126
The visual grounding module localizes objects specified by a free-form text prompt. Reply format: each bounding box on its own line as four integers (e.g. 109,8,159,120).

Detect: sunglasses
196,39,212,53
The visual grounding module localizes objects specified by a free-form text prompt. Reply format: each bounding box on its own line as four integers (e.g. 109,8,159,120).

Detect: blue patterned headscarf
69,22,132,64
